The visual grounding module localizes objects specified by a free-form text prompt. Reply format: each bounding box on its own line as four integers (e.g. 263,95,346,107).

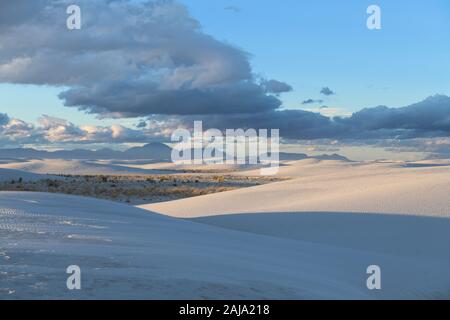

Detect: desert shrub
46,180,60,188
213,175,225,183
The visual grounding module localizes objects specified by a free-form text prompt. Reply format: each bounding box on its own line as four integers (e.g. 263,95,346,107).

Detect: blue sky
1,0,450,161
181,0,450,109
1,0,449,127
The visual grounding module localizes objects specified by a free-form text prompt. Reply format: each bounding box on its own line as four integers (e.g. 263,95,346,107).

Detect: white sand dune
0,159,173,176
1,192,449,299
0,168,49,182
114,160,262,172
1,159,450,299
141,159,450,217
136,159,450,299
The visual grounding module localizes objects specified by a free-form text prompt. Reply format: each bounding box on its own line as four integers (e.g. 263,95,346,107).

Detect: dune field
0,158,449,299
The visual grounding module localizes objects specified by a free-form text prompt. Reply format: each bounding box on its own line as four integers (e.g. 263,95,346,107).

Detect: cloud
0,114,156,147
0,117,36,146
59,80,282,116
302,99,323,105
37,115,158,144
224,6,241,13
151,95,450,140
0,113,9,125
0,0,287,117
307,146,340,153
136,120,148,129
1,95,450,149
0,0,48,28
37,115,85,142
334,95,450,138
261,79,293,95
148,110,337,140
320,87,335,96
305,106,352,118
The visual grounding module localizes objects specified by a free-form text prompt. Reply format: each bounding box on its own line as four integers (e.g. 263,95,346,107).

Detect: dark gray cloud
136,120,148,129
0,0,288,116
320,87,335,96
59,81,281,116
302,99,324,105
334,95,450,138
261,79,293,95
0,113,9,125
153,95,450,140
150,110,335,140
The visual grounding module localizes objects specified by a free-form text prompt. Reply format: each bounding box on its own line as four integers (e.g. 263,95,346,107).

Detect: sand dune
136,159,450,299
194,212,450,260
0,168,49,182
1,192,449,299
0,159,173,176
141,159,450,217
1,159,450,299
111,160,263,173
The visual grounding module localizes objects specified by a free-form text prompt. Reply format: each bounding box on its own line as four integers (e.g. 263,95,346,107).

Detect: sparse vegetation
0,174,281,205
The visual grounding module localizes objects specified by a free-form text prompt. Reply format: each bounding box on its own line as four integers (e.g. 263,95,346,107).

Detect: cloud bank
150,95,450,140
2,95,450,148
0,115,157,147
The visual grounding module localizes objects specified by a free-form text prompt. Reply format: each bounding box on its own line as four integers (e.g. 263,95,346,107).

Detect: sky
0,0,449,159
182,0,450,110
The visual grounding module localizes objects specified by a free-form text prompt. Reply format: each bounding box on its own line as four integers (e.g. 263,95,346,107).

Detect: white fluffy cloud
0,115,155,146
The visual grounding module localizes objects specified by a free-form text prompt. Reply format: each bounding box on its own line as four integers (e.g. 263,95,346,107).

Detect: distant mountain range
312,153,350,161
278,152,350,162
0,143,350,162
0,143,173,161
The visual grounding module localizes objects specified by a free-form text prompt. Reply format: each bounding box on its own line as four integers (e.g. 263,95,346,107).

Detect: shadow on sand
192,211,450,259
